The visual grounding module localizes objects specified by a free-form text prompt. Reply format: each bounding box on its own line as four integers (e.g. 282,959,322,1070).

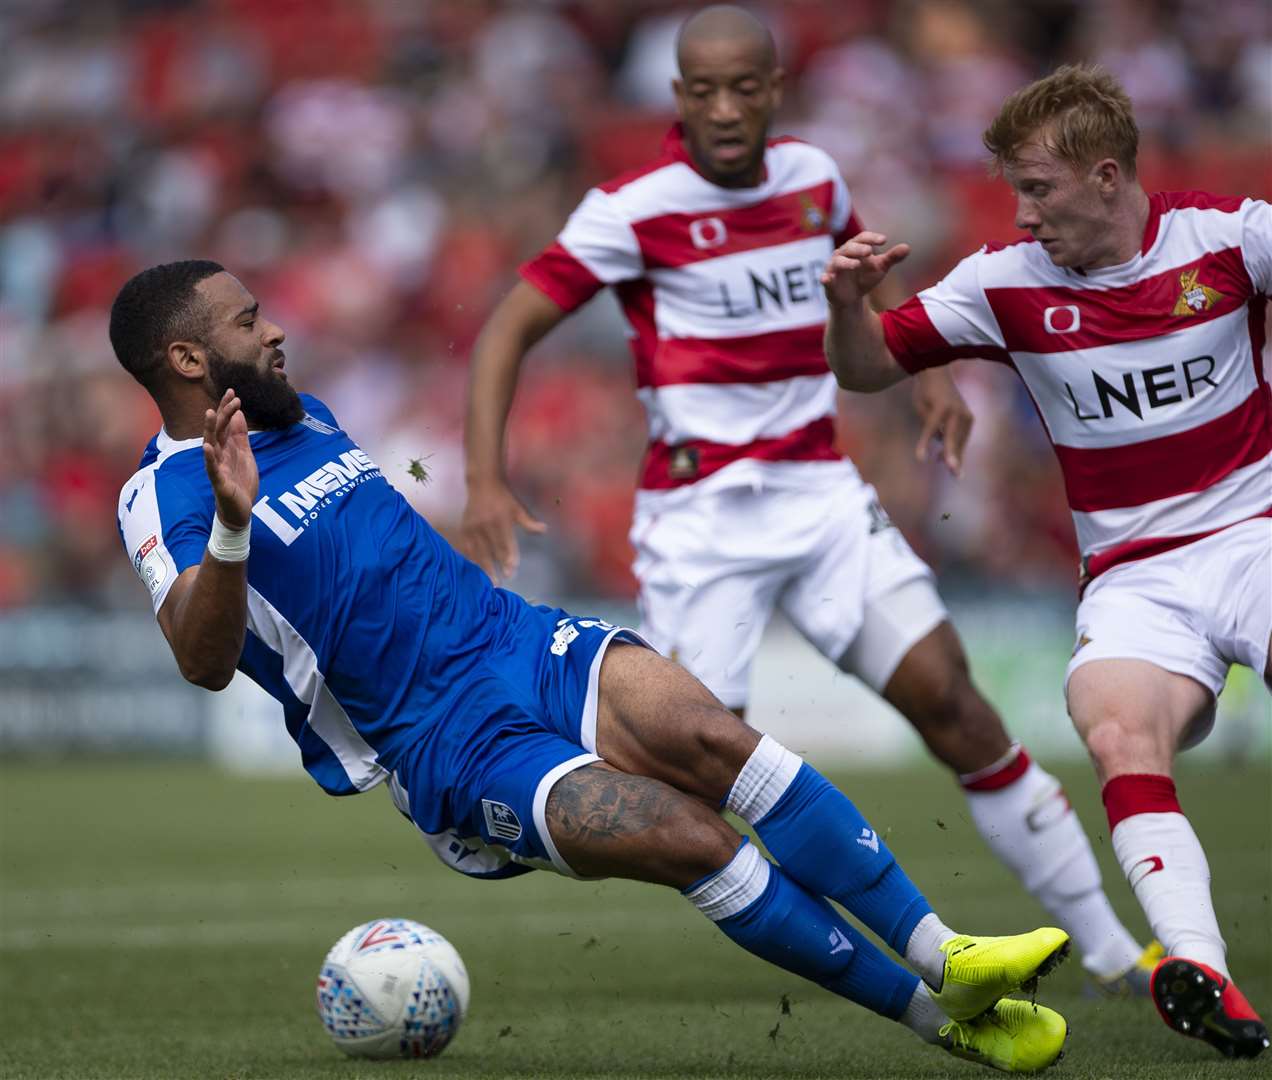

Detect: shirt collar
662,122,769,187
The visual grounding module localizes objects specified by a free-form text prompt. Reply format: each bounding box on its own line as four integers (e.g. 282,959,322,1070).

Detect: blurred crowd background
2,0,1269,611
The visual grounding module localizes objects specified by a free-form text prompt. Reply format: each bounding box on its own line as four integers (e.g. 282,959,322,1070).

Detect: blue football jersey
116,394,527,796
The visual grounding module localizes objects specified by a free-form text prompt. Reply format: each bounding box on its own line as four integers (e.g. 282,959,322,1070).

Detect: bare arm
157,391,257,690
461,280,568,580
857,250,974,474
821,231,912,392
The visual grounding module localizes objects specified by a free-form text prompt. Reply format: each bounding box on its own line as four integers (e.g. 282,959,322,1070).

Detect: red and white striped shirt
520,125,860,496
881,191,1272,580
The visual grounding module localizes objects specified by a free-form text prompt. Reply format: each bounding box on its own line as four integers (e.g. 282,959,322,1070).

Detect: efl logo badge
689,217,727,250
1171,268,1222,316
482,800,522,843
133,534,168,596
1043,305,1081,334
133,534,158,572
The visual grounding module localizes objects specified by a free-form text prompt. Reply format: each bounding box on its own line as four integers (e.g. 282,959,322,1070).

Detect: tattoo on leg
546,766,678,848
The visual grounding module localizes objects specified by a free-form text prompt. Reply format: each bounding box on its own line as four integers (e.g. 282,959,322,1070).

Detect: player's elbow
830,361,898,394
829,364,870,392
177,657,235,692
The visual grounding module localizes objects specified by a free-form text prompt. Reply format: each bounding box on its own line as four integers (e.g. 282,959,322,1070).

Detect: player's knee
1081,714,1149,774
913,662,990,733
659,811,743,887
691,707,760,775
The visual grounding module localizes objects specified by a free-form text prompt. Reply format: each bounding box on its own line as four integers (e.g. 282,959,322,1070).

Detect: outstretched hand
821,231,911,306
460,480,547,583
912,369,974,478
203,389,259,529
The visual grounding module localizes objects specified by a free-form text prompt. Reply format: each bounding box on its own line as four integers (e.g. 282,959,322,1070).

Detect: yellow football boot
931,927,1070,1021
942,999,1069,1073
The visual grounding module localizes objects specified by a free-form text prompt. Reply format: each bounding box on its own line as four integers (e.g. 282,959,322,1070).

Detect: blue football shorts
388,604,646,879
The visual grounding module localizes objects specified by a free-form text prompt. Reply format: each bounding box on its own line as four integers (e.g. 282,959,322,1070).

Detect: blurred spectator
1,0,1268,610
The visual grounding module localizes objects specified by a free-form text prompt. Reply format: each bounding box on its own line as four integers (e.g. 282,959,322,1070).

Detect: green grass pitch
1,757,1268,1079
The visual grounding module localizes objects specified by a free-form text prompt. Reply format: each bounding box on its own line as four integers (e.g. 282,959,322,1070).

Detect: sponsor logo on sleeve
133,534,158,571
132,534,168,596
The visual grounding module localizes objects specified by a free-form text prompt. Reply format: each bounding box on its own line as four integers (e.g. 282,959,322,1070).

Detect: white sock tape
207,515,251,563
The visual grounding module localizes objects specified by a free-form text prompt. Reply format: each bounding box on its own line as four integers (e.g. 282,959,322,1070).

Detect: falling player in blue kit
112,260,1070,1073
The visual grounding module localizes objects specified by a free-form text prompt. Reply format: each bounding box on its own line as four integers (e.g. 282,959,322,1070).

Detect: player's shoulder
767,134,837,169
935,235,1040,291
595,148,685,196
1148,190,1264,260
1150,191,1257,239
132,430,202,483
1151,190,1249,216
116,440,210,548
979,235,1038,259
765,135,844,189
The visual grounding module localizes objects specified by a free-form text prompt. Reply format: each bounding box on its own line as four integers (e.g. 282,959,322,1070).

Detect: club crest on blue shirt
481,799,522,842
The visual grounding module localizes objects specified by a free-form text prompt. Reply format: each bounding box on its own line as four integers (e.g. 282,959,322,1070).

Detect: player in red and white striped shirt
462,4,1151,1004
824,63,1269,1059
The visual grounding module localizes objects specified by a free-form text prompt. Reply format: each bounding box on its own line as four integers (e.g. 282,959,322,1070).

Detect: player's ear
166,340,206,382
769,67,785,110
1091,157,1121,197
672,77,687,120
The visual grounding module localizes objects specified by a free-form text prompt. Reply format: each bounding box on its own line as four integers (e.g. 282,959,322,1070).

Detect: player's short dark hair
109,260,225,391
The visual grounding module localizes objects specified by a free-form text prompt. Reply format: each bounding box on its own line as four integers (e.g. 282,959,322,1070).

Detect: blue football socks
726,738,931,953
685,840,919,1019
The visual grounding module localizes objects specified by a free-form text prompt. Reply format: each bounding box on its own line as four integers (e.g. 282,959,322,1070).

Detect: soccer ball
315,918,470,1059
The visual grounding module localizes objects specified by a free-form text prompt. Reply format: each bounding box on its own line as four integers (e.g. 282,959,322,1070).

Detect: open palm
203,389,259,529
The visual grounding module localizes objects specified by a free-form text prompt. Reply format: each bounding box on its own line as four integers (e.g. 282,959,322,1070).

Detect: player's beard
205,344,305,430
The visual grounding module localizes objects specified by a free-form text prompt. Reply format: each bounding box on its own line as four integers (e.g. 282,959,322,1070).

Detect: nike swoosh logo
1129,855,1165,889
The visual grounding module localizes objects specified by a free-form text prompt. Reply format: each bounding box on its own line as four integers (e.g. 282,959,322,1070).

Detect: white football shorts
1066,517,1272,701
631,466,945,709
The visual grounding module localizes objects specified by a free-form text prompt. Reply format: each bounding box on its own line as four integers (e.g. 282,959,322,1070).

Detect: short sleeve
117,468,213,613
881,250,1009,372
1240,198,1272,295
519,187,643,313
829,170,863,246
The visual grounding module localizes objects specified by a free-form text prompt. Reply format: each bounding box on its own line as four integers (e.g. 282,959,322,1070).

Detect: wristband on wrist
207,515,251,563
